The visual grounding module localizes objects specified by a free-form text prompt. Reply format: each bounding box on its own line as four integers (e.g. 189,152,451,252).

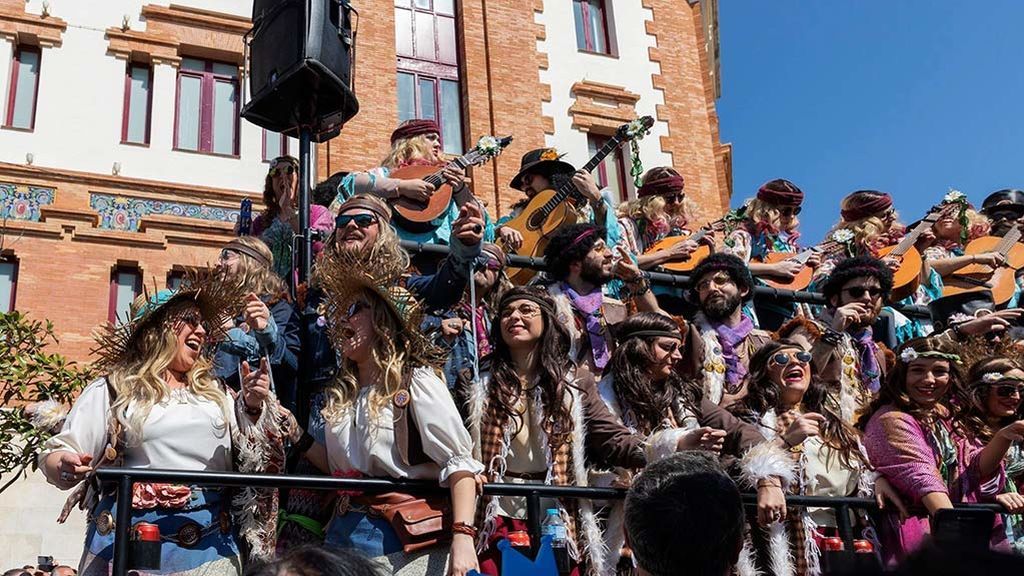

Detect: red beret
841,191,893,222
390,119,440,144
638,175,685,199
756,179,803,207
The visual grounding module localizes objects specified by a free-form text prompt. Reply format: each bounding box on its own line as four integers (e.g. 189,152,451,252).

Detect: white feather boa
467,372,609,576
694,313,728,404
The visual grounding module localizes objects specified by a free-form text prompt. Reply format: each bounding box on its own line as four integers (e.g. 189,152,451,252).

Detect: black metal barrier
95,468,1005,576
397,240,932,319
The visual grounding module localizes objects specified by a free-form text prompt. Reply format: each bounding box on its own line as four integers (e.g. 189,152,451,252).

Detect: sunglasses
779,206,802,217
500,303,542,319
218,249,239,262
843,286,884,299
336,213,379,229
179,311,204,329
768,350,813,368
993,383,1024,398
664,194,684,204
346,301,369,319
270,165,296,177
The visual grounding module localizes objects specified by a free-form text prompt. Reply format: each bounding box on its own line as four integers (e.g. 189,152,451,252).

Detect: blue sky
715,1,1024,245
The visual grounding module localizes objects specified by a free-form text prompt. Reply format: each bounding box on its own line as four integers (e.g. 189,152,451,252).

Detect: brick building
0,0,729,365
0,0,729,566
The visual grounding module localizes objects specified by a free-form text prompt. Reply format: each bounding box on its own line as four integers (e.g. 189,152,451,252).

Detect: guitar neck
423,156,472,188
540,136,624,214
994,226,1023,257
891,218,934,257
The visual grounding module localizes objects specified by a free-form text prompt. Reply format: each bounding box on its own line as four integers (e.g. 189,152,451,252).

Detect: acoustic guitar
756,239,845,291
503,117,654,284
643,210,744,273
391,135,513,232
941,224,1024,305
875,203,958,302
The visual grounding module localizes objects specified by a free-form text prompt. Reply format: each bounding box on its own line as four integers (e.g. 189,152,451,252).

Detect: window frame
121,61,154,146
573,0,615,56
0,255,18,313
262,129,289,162
172,58,241,157
4,44,42,131
108,267,142,324
587,133,629,204
394,0,464,154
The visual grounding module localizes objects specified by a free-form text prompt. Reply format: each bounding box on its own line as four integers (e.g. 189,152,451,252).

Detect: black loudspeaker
242,0,359,142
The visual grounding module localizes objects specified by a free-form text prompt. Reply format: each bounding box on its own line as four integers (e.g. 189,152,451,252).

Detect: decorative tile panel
0,184,56,222
90,193,238,232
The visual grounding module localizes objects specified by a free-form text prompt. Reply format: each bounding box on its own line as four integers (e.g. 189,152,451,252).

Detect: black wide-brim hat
981,189,1024,217
509,148,576,190
928,290,996,331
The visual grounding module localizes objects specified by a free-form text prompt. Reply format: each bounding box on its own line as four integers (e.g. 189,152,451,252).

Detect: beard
580,258,612,286
701,292,742,321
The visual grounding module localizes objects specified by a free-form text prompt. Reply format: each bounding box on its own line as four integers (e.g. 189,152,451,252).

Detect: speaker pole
298,126,313,285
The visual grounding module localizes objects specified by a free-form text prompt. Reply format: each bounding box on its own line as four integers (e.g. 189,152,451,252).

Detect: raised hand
241,359,271,414
452,202,485,246
243,293,271,332
782,412,826,447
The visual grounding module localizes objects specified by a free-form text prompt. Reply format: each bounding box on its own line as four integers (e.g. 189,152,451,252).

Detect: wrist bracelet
452,522,478,538
293,431,315,454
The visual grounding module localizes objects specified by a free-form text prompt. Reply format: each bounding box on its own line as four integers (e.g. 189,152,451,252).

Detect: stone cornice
0,8,66,48
142,4,251,35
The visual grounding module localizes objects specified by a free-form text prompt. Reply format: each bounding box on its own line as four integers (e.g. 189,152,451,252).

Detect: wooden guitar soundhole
527,211,545,230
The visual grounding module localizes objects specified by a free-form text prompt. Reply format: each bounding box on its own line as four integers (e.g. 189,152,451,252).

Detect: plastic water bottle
541,508,570,575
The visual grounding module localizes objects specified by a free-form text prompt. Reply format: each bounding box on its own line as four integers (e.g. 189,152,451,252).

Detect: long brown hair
857,336,966,431
959,356,1024,442
261,156,298,222
743,339,864,468
224,236,288,304
608,313,699,435
488,287,575,448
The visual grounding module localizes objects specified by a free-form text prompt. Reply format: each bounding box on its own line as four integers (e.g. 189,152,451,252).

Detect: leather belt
90,509,232,548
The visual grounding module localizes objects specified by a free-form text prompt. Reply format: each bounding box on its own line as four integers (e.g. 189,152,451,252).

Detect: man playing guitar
496,147,615,251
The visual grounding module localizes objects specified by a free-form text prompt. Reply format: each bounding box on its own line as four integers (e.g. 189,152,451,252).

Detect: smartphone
931,508,995,552
238,198,253,236
37,556,54,571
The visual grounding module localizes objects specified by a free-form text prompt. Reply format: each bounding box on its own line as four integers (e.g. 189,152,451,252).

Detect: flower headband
899,347,961,364
979,372,1024,385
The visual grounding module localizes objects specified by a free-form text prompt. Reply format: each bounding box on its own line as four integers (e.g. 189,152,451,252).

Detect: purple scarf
562,283,610,371
712,315,754,389
853,328,882,393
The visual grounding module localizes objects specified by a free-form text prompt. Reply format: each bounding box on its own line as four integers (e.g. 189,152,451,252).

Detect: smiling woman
859,337,1022,565
36,274,291,575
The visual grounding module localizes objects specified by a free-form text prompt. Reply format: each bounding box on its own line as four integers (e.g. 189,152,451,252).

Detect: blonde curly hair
382,134,439,170
108,301,232,447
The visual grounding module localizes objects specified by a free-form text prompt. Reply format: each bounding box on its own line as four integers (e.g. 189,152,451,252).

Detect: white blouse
39,377,236,476
323,367,483,486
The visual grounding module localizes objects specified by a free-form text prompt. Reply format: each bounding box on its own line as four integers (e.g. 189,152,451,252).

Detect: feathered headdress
91,270,244,371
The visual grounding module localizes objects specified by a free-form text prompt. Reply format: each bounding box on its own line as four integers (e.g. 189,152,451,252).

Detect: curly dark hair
821,256,894,303
958,356,1024,442
489,286,576,448
857,336,967,431
609,313,700,435
741,339,864,468
543,223,607,282
688,253,755,302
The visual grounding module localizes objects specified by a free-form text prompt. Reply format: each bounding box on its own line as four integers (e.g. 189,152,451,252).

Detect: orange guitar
876,203,959,301
643,206,748,273
941,224,1024,305
756,240,845,291
503,117,653,285
391,135,512,232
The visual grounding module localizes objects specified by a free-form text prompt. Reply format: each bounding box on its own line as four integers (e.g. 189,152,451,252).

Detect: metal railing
94,468,1005,576
398,240,932,319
